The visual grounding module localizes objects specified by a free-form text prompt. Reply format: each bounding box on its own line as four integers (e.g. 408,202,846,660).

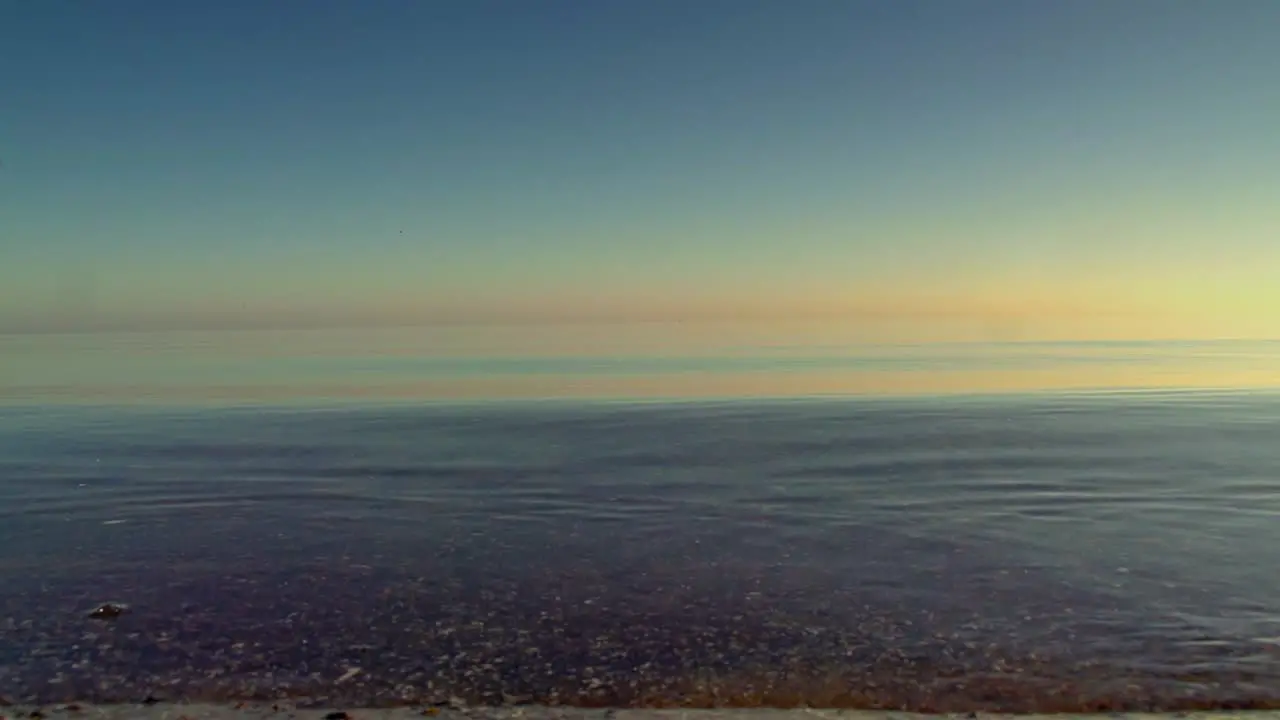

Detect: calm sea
1,392,1278,711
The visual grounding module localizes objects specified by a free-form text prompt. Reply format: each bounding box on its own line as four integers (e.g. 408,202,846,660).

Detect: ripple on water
1,395,1279,709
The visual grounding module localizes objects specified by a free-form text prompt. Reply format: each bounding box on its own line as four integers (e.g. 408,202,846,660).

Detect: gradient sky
3,0,1279,341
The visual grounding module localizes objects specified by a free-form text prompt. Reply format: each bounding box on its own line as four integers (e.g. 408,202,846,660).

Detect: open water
1,392,1278,711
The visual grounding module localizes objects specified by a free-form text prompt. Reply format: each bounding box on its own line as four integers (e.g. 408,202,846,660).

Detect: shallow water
1,393,1279,710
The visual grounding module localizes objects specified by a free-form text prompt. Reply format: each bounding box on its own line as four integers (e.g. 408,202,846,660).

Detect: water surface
1,393,1278,710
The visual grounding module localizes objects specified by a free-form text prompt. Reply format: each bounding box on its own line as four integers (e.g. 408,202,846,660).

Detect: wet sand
4,706,1280,720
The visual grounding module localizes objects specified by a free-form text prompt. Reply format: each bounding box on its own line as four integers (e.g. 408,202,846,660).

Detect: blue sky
3,0,1279,339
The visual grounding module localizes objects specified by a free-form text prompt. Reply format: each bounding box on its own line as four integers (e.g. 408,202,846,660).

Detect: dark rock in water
87,602,129,620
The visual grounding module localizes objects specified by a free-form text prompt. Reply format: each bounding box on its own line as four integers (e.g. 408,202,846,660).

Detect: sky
2,0,1279,351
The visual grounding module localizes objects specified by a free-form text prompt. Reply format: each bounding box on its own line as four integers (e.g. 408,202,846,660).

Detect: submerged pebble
86,603,129,620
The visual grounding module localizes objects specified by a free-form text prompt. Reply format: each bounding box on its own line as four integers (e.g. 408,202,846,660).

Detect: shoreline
6,706,1280,720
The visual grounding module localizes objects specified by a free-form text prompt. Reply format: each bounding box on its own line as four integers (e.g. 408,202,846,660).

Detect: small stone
87,603,129,620
324,713,351,720
142,695,159,706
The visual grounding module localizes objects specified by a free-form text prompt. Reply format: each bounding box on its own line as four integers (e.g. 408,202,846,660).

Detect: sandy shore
5,705,1280,720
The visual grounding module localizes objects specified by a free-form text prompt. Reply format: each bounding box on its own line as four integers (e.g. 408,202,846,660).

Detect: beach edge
7,705,1280,720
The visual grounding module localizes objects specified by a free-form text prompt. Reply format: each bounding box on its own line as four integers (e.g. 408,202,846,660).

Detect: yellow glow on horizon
6,362,1279,405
